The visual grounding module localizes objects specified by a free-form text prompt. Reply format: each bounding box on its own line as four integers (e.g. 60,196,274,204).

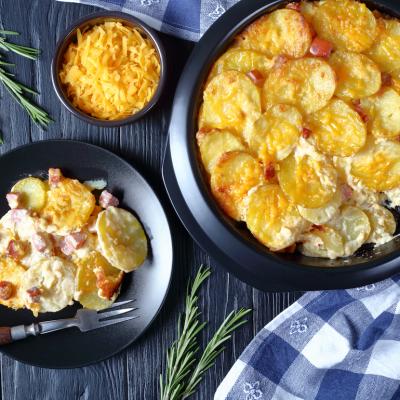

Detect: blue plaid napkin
57,0,239,41
215,275,400,399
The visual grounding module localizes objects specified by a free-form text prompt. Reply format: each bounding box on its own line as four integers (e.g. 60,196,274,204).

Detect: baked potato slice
299,226,344,259
201,71,261,136
297,190,342,225
235,9,312,58
97,207,148,272
329,51,381,100
329,205,370,256
207,48,275,83
351,136,400,191
306,98,366,157
366,18,400,72
11,177,48,212
306,0,377,52
22,257,76,315
262,58,336,114
196,129,245,174
41,178,95,234
75,251,124,310
246,184,306,251
277,142,337,208
364,204,396,245
210,151,264,221
360,88,400,140
245,104,302,162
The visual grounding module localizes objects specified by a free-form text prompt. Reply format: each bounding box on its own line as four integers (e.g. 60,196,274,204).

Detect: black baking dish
163,0,400,291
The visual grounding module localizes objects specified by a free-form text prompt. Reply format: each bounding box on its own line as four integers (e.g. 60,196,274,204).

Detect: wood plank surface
0,1,302,398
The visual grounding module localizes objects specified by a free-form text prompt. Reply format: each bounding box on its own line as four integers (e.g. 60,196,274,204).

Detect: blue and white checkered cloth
56,0,239,41
215,275,400,399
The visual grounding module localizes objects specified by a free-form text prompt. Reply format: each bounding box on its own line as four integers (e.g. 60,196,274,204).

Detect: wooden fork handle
0,327,12,345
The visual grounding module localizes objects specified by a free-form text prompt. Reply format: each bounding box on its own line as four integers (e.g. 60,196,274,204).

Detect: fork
0,299,139,345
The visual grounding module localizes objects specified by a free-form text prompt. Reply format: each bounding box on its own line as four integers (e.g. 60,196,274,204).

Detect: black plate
164,0,400,291
0,140,173,368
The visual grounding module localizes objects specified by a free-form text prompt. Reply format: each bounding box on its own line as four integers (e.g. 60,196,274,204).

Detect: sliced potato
201,71,261,136
207,48,275,82
235,9,312,58
41,178,95,233
11,177,47,212
360,88,400,140
351,136,400,191
306,98,366,157
329,205,370,256
307,0,377,52
277,142,337,208
22,257,75,315
262,58,336,114
298,190,342,225
196,129,245,173
75,251,123,310
97,207,148,272
210,151,264,221
329,51,381,100
246,184,306,251
364,204,396,245
299,226,344,259
245,104,302,162
366,18,400,72
0,258,26,310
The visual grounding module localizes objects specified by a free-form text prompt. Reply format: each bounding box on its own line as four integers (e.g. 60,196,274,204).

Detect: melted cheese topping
59,21,161,120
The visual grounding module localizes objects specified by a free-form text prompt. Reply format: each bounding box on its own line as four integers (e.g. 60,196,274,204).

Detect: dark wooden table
0,1,302,398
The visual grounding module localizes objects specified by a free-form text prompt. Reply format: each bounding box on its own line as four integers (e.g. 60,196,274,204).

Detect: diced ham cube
48,168,62,187
26,286,41,303
286,2,301,11
0,281,14,300
310,37,333,58
31,233,49,253
302,127,312,139
6,240,27,260
65,232,87,250
247,69,265,87
60,238,75,256
352,99,369,123
341,184,353,202
381,72,392,87
264,162,276,181
99,190,119,208
6,192,22,209
10,208,29,223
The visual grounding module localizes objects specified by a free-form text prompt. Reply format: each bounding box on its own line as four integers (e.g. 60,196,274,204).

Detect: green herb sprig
159,266,251,400
0,30,51,129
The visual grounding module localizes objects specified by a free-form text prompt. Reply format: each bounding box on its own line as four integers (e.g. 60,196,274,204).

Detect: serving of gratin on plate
0,168,147,316
197,0,400,260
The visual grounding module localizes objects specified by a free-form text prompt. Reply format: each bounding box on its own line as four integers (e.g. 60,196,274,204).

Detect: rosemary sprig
0,30,40,60
160,266,210,400
0,30,51,129
181,308,251,399
160,266,251,400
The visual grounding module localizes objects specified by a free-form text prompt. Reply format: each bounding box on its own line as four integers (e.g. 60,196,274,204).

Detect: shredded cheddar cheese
59,21,161,120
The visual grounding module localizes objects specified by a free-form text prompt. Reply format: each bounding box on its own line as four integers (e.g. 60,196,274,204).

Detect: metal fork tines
6,300,140,344
76,299,140,332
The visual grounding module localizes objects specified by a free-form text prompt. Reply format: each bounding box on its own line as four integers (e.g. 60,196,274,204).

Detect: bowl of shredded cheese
52,12,166,126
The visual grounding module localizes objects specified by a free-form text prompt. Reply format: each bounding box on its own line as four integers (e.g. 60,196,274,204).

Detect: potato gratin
0,169,147,315
197,0,400,260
